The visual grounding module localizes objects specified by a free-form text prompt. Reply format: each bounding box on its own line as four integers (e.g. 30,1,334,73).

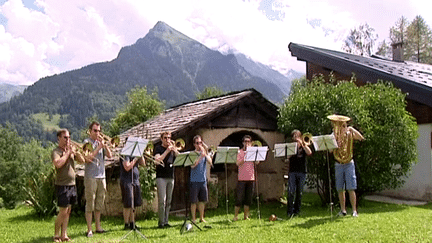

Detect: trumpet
141,141,165,167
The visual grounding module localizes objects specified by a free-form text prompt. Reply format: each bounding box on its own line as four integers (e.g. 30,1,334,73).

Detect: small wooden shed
99,89,286,215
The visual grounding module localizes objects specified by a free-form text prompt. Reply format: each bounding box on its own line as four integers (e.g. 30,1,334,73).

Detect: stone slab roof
289,42,432,108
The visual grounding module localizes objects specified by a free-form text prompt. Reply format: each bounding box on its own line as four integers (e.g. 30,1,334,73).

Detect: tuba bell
327,114,353,164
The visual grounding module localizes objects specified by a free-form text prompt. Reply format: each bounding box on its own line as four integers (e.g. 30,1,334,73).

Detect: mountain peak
149,21,192,45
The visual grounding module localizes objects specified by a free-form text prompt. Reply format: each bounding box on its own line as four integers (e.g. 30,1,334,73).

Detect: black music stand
173,151,203,234
274,142,297,215
312,134,338,221
214,146,239,222
245,146,268,222
119,137,149,240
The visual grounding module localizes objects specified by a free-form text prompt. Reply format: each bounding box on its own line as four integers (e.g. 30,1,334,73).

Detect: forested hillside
0,21,289,142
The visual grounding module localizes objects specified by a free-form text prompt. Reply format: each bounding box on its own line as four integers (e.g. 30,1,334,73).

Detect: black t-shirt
289,145,307,173
153,145,175,179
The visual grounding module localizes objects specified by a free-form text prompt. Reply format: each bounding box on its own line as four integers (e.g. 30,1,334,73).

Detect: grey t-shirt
83,138,105,179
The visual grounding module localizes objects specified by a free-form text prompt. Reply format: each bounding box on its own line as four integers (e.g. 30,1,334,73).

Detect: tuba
327,114,353,164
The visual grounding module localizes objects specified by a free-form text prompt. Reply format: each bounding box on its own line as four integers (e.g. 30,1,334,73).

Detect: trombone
70,140,93,157
169,138,185,151
86,130,120,149
301,133,313,146
142,141,165,167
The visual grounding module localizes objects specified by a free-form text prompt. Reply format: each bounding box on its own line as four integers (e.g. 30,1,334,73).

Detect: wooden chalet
101,89,286,215
289,42,432,201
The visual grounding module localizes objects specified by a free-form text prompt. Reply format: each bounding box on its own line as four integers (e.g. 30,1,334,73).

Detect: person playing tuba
328,115,364,217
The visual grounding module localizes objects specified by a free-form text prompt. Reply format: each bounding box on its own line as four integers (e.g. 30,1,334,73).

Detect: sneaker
352,211,358,217
337,211,347,217
86,231,93,238
124,223,130,230
158,224,165,229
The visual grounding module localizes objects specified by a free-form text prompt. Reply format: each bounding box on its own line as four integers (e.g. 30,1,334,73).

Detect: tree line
343,15,432,64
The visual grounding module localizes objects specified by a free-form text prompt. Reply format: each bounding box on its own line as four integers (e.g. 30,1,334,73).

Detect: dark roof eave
289,42,432,108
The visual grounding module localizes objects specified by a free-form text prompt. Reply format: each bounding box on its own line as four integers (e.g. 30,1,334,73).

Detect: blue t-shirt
83,138,105,179
190,155,207,182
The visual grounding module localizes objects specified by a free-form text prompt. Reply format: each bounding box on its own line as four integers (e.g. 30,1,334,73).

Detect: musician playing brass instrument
83,121,113,237
328,115,364,217
52,129,85,242
286,130,312,218
153,131,180,228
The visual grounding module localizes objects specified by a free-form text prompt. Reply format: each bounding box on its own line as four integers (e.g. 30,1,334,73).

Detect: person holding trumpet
190,135,212,223
154,131,180,228
52,129,85,242
286,130,312,218
83,121,113,237
120,137,146,230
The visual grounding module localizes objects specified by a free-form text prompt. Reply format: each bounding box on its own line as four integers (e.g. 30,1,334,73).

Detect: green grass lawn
1,193,431,242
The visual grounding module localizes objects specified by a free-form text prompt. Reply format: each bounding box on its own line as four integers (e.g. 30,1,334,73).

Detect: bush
278,74,418,204
22,167,57,217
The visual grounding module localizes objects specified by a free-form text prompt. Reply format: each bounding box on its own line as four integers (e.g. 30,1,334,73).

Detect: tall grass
1,193,431,242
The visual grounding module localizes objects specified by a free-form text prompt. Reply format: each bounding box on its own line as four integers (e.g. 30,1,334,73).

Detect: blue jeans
287,172,306,215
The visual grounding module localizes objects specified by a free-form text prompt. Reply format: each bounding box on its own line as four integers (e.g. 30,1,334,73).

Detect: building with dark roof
289,42,432,201
100,89,286,215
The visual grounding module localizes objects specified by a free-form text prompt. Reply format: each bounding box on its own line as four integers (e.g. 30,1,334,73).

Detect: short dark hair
57,128,69,138
89,121,100,130
160,131,171,139
242,135,252,142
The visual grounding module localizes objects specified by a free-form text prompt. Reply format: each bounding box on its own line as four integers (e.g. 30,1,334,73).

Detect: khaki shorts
84,177,106,212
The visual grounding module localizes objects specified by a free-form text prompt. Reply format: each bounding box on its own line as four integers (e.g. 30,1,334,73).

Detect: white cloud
0,0,431,85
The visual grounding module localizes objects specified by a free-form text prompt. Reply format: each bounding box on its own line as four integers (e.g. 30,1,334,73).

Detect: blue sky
0,0,430,85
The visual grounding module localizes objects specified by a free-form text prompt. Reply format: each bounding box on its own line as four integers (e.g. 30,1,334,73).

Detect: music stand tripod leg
180,164,202,234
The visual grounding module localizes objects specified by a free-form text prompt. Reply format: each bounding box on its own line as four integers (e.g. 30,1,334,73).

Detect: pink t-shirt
237,149,255,181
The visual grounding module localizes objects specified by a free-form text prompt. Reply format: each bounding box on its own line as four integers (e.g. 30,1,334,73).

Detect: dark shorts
56,185,77,208
120,182,143,208
189,182,208,203
235,181,254,207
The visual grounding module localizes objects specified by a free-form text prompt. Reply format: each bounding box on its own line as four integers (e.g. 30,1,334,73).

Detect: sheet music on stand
312,134,338,151
120,137,148,157
173,151,200,167
273,143,297,158
245,146,268,162
214,147,239,164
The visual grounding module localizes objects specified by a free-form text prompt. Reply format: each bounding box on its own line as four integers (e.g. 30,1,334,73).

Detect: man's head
193,135,203,150
57,129,70,148
88,121,101,140
160,131,172,147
